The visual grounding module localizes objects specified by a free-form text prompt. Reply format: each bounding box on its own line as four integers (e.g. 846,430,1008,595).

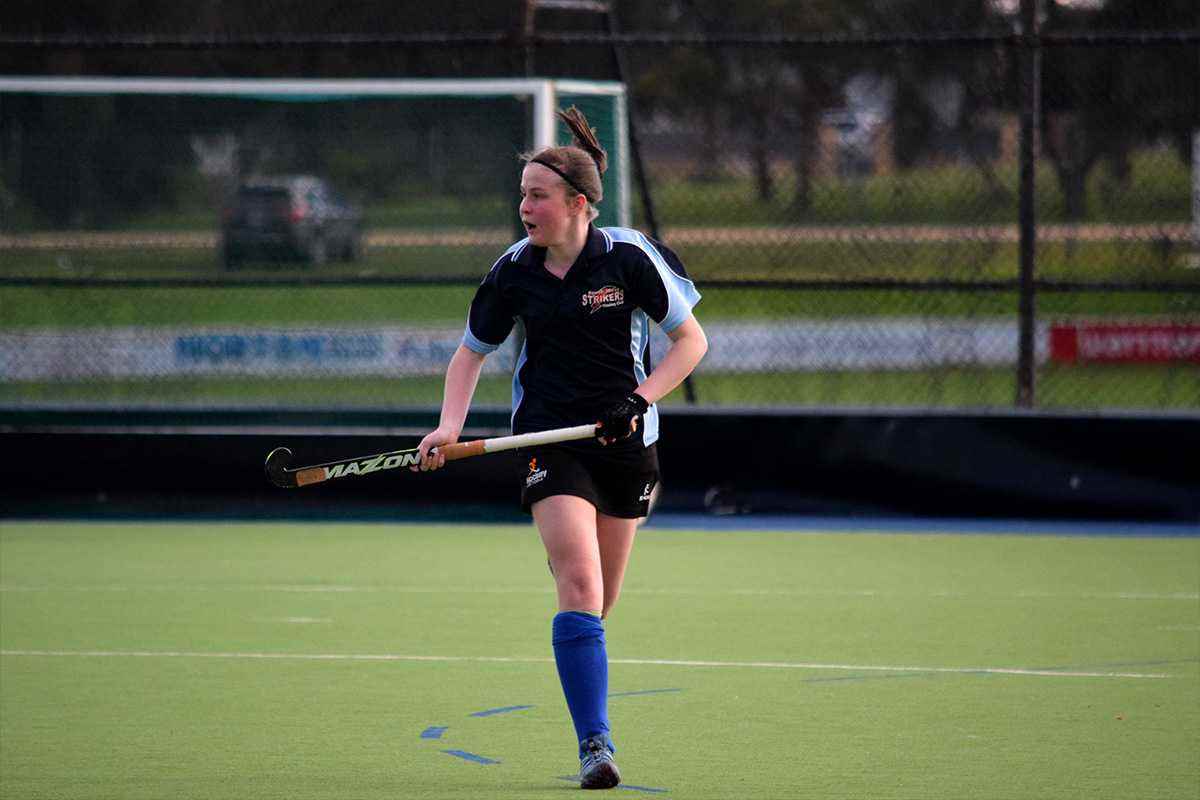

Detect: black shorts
519,441,659,519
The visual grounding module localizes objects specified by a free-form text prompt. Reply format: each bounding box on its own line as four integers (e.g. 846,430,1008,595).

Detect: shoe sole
580,761,620,790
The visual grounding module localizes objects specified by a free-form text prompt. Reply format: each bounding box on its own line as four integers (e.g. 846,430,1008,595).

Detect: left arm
598,239,705,444
633,315,707,405
597,315,707,445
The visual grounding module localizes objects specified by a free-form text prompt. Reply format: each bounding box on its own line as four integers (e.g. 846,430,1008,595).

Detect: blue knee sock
551,611,613,757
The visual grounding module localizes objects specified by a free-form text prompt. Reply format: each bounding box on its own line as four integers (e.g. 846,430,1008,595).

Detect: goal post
552,80,631,229
1192,128,1199,269
0,75,631,234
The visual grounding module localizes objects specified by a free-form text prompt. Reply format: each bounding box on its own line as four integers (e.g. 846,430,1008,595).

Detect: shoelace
581,741,612,770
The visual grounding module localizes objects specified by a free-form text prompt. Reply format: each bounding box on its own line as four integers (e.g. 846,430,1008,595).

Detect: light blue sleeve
606,227,701,333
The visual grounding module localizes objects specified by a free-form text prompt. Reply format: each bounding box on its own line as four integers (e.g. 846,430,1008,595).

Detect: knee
554,564,603,611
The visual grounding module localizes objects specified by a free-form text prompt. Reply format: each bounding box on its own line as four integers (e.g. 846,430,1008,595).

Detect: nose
519,196,531,216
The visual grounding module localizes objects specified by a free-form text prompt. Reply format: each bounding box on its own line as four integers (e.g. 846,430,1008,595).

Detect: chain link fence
1,3,1196,411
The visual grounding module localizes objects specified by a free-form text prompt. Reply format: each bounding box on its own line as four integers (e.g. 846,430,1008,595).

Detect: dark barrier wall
1,407,1196,523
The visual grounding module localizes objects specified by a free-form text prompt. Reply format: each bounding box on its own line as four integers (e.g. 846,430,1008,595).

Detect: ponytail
557,106,608,176
521,106,607,209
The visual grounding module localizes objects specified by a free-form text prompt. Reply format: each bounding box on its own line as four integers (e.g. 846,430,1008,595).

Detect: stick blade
264,447,296,488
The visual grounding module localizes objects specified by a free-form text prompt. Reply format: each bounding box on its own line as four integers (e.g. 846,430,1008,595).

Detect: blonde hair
522,106,608,219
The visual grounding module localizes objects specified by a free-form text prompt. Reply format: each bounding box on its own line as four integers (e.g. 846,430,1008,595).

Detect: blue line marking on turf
432,690,679,781
557,776,668,793
803,672,934,684
609,688,684,698
470,704,534,717
442,749,500,765
621,784,669,794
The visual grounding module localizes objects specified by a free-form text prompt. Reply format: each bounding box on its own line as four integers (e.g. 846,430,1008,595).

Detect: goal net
0,76,630,273
0,77,630,406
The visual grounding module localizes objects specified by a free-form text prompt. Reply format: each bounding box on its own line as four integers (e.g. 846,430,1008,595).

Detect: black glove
597,393,649,443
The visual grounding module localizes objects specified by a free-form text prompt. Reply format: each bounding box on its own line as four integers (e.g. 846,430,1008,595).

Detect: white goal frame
0,76,631,227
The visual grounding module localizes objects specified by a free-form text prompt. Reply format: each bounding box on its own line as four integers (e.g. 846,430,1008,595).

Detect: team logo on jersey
581,285,625,314
526,457,548,488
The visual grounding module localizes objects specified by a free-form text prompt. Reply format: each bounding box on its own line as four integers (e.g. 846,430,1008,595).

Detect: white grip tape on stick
482,424,598,454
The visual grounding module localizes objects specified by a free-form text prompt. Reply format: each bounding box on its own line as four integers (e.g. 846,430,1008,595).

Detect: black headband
530,156,594,201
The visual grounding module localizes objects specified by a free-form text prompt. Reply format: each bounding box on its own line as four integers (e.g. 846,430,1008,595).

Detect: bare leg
532,494,603,613
596,513,640,619
534,494,618,785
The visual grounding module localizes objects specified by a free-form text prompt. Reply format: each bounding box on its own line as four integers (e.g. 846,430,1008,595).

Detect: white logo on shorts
638,482,654,501
525,457,548,488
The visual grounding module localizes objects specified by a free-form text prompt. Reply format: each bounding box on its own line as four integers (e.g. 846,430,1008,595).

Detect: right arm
416,251,515,469
415,344,487,470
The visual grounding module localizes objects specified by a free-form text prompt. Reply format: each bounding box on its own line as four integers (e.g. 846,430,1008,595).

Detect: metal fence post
1016,0,1041,408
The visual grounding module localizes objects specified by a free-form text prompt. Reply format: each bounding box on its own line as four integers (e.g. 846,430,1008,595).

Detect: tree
846,0,1015,207
1040,0,1197,220
621,0,846,208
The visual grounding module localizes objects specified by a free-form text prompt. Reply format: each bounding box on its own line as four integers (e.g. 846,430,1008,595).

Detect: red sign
1050,323,1200,364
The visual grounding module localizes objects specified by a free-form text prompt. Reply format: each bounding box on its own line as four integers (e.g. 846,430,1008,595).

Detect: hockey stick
264,423,599,489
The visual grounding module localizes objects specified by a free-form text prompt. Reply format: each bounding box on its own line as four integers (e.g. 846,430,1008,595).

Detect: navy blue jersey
462,225,700,446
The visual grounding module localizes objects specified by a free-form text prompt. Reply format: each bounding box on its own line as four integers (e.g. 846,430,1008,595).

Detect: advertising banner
1,319,1047,381
1049,323,1200,364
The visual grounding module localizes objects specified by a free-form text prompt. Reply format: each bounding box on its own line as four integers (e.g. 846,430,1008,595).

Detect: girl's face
520,163,585,248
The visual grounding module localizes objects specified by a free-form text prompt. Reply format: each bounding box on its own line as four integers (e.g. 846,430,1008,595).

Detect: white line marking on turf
730,589,881,597
612,658,1174,679
0,650,1175,679
0,584,554,594
2,585,1196,601
1103,593,1200,601
252,617,332,624
1017,590,1200,601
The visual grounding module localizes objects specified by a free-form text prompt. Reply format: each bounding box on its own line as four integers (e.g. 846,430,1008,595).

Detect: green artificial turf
2,365,1196,410
2,521,1196,799
4,237,1196,284
4,284,1197,329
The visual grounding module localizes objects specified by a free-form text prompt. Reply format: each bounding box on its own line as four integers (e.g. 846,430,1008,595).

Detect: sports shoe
579,736,620,790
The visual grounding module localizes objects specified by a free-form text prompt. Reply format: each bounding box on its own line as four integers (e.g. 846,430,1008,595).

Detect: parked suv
220,175,363,269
